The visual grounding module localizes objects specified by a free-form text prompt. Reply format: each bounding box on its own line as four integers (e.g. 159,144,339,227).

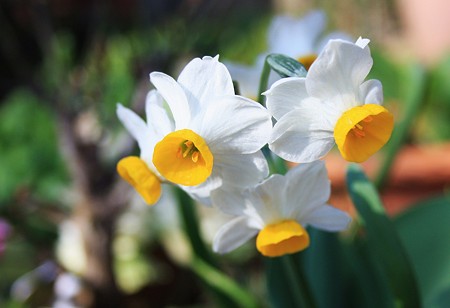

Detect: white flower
225,10,352,98
149,55,272,204
116,90,171,205
211,161,350,257
265,38,394,163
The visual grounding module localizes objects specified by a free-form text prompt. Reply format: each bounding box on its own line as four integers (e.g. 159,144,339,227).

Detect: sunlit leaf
266,54,307,78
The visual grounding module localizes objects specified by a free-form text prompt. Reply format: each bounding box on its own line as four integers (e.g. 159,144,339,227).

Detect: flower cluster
117,34,393,257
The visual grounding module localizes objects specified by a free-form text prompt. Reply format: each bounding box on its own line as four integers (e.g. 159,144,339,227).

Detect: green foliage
368,50,403,101
347,164,421,308
375,64,428,189
301,230,351,308
421,55,450,141
394,196,450,308
266,54,308,78
0,89,67,203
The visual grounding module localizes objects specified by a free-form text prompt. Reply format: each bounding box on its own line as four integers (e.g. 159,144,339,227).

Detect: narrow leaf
266,54,307,78
346,164,421,308
394,196,450,308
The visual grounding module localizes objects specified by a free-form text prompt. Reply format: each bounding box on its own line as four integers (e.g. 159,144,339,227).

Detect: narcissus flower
211,161,351,257
265,38,394,163
150,55,272,202
116,90,171,205
225,10,351,98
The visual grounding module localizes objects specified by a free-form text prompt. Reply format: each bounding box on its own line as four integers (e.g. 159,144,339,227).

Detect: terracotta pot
323,143,450,217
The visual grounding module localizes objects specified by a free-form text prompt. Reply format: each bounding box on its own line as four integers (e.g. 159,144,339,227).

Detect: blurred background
1,0,450,307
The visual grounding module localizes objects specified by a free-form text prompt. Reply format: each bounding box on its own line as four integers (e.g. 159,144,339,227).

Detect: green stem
175,187,258,308
281,255,317,308
174,187,217,267
257,56,272,106
190,257,259,308
375,65,429,190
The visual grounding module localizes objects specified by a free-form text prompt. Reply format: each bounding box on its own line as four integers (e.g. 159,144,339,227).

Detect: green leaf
394,196,450,308
175,188,259,308
301,230,348,307
375,64,428,189
346,164,421,308
342,238,395,308
190,257,259,308
266,54,307,78
266,253,317,308
265,257,296,308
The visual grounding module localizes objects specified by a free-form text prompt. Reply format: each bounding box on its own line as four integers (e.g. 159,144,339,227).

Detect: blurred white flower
56,220,87,274
225,10,352,98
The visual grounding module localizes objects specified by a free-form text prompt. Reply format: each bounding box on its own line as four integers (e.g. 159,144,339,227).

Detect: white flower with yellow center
265,38,394,163
149,55,272,203
211,161,350,257
225,10,351,98
116,90,171,205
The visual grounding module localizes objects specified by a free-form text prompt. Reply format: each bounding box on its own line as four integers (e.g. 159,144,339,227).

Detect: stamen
177,147,183,158
182,140,194,157
352,127,366,138
182,147,190,158
363,116,373,123
191,151,199,163
153,129,214,186
334,104,394,163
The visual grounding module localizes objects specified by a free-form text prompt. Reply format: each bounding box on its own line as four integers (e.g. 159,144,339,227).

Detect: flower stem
281,254,317,308
257,56,272,106
174,187,258,307
174,187,217,267
375,65,429,190
190,256,259,308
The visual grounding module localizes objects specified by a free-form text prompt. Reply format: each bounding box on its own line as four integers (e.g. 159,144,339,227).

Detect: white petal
213,151,269,188
359,79,383,105
224,61,262,99
284,162,331,220
249,174,286,224
181,175,222,206
268,10,326,57
117,104,154,160
177,56,234,115
182,186,213,206
150,72,191,128
306,39,372,108
145,90,174,136
199,96,272,154
213,216,258,254
264,77,308,120
355,37,370,48
117,104,147,141
269,108,335,163
211,186,247,216
304,204,351,231
315,31,353,52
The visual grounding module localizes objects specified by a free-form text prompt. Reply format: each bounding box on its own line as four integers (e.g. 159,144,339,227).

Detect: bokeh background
1,0,450,307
